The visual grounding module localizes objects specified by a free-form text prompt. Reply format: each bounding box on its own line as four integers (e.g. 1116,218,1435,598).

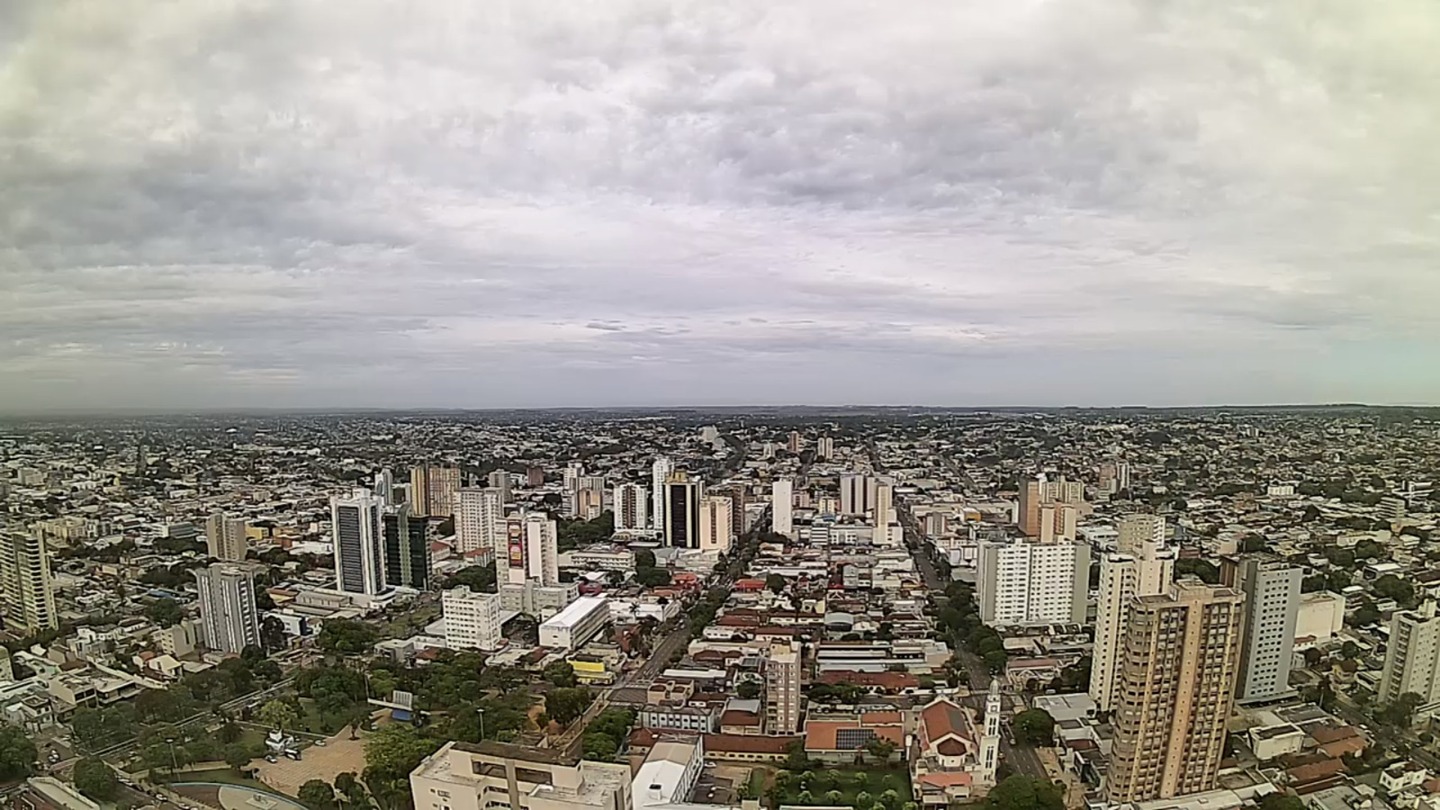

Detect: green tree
545,661,578,688
224,743,253,771
1014,709,1055,746
635,549,657,569
986,775,1064,810
1378,692,1426,729
0,727,37,781
865,737,898,762
737,681,762,700
365,725,441,785
1374,575,1415,607
1340,641,1361,659
336,772,369,807
856,791,873,809
258,699,300,731
73,758,118,801
1174,558,1220,584
299,780,338,810
145,597,184,628
582,733,618,761
441,564,498,594
984,649,1008,673
318,619,380,655
545,687,594,726
766,573,787,594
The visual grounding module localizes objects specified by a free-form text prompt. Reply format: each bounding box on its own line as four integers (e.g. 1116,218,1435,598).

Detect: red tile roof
704,734,801,754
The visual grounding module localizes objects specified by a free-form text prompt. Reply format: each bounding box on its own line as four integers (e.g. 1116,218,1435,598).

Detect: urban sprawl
1,409,1439,810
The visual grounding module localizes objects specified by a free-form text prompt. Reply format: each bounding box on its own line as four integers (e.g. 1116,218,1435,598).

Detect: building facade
0,530,58,633
1226,558,1301,702
442,586,503,651
1090,515,1176,712
772,478,794,539
410,465,461,518
383,506,431,590
612,483,648,531
663,472,702,549
766,639,802,734
456,487,506,557
1379,601,1440,709
331,490,386,596
410,741,631,810
1106,580,1245,803
976,540,1089,626
651,457,674,531
205,512,249,561
699,495,734,553
194,563,261,654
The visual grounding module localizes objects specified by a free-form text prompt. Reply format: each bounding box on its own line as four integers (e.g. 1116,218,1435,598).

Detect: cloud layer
2,0,1438,410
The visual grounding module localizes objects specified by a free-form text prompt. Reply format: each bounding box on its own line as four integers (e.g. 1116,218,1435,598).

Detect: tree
145,597,184,628
262,616,289,653
1378,692,1426,729
1014,709,1055,747
1340,641,1361,660
224,743,253,771
318,619,380,655
299,780,338,810
856,791,873,809
546,687,594,726
442,564,498,594
784,741,811,772
545,661,578,688
73,758,118,801
258,699,300,731
1174,558,1220,584
635,549,657,569
635,566,671,587
0,727,37,781
1301,574,1327,594
582,733,618,761
336,772,369,807
364,725,441,787
865,737,898,763
737,681,762,700
766,573,787,594
984,649,1008,673
986,775,1064,810
1374,575,1415,607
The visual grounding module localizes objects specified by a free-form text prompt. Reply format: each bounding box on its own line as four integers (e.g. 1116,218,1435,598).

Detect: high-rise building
526,466,545,488
375,468,396,504
383,506,431,590
456,488,506,558
1379,601,1440,708
1106,580,1245,803
410,465,461,518
699,496,733,553
205,511,249,561
787,431,803,454
442,586,503,651
771,479,794,539
612,483,648,531
1090,516,1176,713
1037,503,1079,543
651,457,674,531
839,474,877,516
0,530,58,633
873,481,894,539
193,563,261,654
1017,477,1044,538
331,490,386,596
505,513,560,586
1225,557,1301,702
766,639,802,734
1098,461,1132,496
486,470,512,504
976,539,1089,626
663,472,702,549
816,436,835,461
576,487,605,521
710,483,748,537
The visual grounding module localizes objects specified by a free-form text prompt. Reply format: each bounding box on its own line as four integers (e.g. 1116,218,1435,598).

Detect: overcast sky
2,0,1437,412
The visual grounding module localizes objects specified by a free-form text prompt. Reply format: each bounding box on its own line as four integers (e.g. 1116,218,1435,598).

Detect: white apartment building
0,530,58,633
772,478,794,539
193,563,261,654
612,483,648,531
1090,515,1176,712
766,639,802,734
874,481,895,534
976,539,1089,627
839,474,878,516
1379,600,1440,712
456,487,506,558
443,586,503,651
699,495,734,553
1231,558,1301,702
651,457,673,531
507,513,559,586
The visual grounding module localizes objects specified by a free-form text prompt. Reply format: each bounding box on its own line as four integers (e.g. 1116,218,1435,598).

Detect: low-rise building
410,741,631,810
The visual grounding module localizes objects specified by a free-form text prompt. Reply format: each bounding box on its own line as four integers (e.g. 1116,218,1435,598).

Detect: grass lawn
773,766,912,807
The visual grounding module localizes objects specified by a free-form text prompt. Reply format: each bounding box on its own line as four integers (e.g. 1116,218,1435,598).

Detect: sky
2,0,1438,412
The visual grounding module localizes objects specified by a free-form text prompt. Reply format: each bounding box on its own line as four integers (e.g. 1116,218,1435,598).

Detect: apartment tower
766,639,802,734
612,483,649,531
663,472,702,549
331,490,386,596
1090,515,1176,712
772,478,794,539
1379,601,1440,708
651,457,674,531
1106,580,1245,803
193,563,261,654
1224,557,1301,702
0,530,58,633
456,487,506,558
205,512,249,561
410,465,461,518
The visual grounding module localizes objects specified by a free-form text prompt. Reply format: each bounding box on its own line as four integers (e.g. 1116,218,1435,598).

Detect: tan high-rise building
699,495,733,552
1090,516,1176,712
787,431,803,454
410,465,461,518
1106,580,1245,803
1017,477,1044,537
206,511,249,561
0,530,58,633
766,639,802,734
1019,474,1085,538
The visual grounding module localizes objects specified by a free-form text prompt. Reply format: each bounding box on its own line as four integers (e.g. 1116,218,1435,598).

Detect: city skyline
4,0,1438,411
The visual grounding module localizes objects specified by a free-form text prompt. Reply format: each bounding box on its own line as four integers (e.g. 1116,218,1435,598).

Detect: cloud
1,0,1438,411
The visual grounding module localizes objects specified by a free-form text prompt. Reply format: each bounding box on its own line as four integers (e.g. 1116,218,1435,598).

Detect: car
314,739,327,747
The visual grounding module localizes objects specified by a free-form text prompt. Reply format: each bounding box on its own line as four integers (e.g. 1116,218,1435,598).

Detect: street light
164,737,179,774
477,708,486,740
